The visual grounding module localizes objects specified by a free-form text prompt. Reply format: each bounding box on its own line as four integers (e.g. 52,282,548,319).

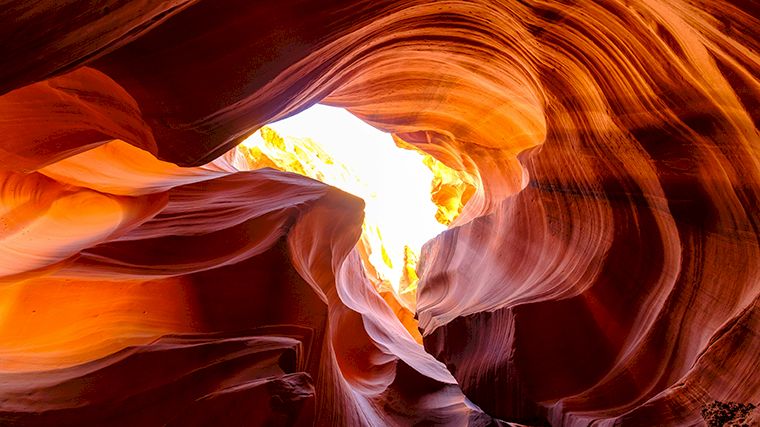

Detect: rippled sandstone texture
0,1,758,426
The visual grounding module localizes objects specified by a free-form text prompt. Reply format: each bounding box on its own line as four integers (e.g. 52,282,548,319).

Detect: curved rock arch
0,1,758,425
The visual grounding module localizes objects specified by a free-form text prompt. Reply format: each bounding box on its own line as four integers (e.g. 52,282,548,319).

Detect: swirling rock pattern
0,1,758,426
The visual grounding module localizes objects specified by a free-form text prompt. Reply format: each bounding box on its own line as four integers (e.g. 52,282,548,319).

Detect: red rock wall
0,1,758,426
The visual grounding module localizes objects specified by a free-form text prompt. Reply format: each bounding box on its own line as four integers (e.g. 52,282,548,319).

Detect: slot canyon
0,1,758,426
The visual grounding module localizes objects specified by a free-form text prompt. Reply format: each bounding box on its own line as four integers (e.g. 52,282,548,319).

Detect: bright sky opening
238,104,450,300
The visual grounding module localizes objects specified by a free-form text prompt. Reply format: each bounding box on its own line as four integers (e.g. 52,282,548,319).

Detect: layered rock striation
0,1,758,426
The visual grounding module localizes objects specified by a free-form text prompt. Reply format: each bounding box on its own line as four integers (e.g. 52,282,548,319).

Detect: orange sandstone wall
0,1,758,426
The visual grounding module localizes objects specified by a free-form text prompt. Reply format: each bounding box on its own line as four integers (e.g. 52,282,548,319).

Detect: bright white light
240,104,446,295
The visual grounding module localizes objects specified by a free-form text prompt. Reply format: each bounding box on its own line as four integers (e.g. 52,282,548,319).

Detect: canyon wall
1,1,758,425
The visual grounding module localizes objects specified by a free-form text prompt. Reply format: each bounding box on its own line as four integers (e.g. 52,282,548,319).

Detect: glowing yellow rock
236,107,471,307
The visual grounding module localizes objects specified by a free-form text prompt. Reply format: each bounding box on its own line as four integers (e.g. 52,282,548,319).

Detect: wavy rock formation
0,1,758,426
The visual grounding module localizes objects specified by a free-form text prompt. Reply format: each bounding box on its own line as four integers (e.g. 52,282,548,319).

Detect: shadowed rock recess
0,1,758,426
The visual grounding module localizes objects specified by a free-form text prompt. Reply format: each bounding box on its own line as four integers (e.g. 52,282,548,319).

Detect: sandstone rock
0,1,757,425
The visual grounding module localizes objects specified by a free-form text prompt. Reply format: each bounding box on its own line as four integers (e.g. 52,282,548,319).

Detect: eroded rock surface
1,1,758,425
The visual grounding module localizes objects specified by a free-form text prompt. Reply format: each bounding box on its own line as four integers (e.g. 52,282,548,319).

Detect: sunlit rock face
233,106,474,325
236,107,453,297
0,1,758,426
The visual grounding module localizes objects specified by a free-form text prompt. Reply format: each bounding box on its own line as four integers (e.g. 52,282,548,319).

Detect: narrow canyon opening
233,104,475,312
